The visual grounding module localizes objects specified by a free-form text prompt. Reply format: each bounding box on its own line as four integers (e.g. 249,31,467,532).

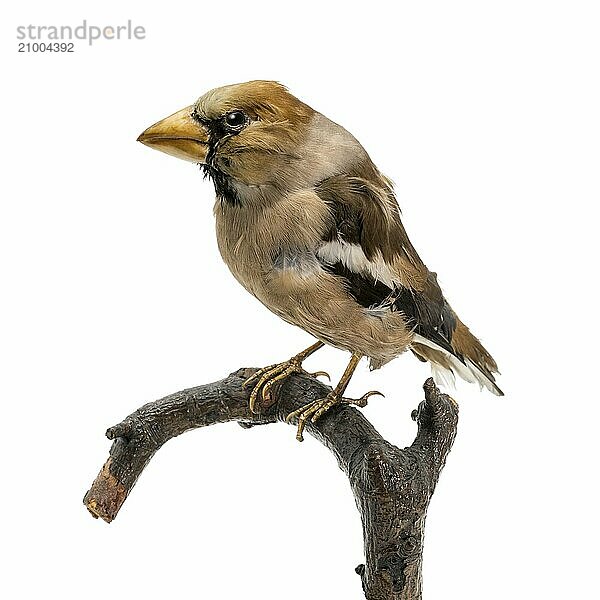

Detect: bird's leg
243,341,328,413
286,353,384,442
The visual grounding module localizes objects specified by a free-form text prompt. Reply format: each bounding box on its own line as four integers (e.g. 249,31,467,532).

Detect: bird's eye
224,111,247,129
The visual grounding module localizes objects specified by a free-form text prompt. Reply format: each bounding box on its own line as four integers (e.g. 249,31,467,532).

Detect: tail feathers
412,333,503,396
430,362,457,390
464,357,504,396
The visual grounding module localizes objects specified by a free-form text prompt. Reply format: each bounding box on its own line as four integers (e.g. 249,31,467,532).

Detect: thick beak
137,106,209,163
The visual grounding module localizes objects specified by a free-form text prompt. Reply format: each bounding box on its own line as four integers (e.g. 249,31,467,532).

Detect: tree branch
84,369,458,600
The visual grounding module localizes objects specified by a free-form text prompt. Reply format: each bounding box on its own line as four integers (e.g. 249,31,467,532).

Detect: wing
315,173,503,395
315,173,425,275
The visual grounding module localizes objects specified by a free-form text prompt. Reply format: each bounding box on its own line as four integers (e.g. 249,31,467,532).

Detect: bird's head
138,80,369,204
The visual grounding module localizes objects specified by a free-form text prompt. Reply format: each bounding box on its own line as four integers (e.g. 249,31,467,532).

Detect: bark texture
84,369,458,600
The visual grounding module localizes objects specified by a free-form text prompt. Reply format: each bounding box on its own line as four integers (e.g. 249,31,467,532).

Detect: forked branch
84,369,458,600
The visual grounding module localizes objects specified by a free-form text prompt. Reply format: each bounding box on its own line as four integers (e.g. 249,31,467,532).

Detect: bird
138,80,502,441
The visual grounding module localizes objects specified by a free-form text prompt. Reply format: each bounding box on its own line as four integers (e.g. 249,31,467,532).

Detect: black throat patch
201,164,241,207
196,115,242,207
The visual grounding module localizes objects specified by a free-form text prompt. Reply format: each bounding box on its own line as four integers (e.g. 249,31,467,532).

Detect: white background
1,1,599,598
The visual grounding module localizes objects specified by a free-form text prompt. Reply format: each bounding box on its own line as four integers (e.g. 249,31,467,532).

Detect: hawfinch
138,81,502,441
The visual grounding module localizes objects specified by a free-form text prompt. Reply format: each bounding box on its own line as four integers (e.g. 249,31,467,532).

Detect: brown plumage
138,80,502,439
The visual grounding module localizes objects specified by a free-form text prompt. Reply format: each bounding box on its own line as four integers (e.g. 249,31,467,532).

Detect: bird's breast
213,189,330,292
213,197,413,363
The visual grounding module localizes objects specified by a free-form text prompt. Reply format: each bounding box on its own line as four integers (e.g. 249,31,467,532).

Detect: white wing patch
317,240,399,288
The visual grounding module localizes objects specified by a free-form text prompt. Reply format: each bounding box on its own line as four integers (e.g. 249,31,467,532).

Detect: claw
248,362,289,413
286,399,322,442
244,343,327,417
286,388,385,441
286,393,343,439
249,389,260,414
353,390,384,408
308,370,330,382
245,358,329,414
260,364,297,403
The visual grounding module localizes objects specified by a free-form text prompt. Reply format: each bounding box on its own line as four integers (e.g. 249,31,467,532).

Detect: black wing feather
315,173,456,353
314,172,502,394
320,261,457,355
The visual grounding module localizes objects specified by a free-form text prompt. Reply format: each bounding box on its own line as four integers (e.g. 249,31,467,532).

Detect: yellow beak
137,106,209,163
